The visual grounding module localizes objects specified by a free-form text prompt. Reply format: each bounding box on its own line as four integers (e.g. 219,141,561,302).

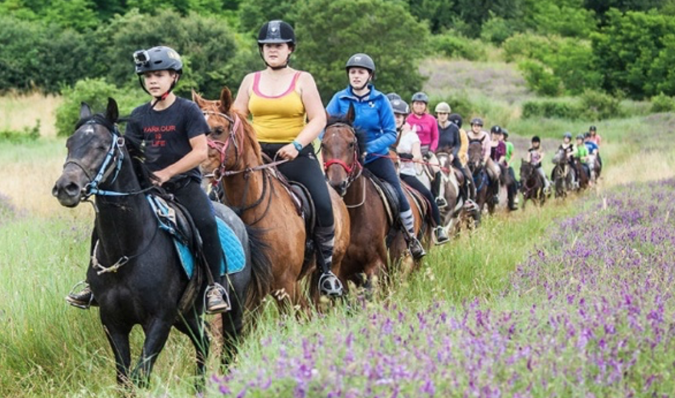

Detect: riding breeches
364,157,411,213
401,174,441,226
170,178,224,277
486,158,501,181
260,143,334,228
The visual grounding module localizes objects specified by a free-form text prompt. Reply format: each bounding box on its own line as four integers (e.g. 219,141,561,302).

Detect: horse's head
193,88,248,182
467,138,484,172
321,105,366,196
52,98,124,207
552,147,566,165
520,159,534,181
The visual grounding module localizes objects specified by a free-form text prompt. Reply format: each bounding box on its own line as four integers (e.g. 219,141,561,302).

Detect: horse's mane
326,115,367,160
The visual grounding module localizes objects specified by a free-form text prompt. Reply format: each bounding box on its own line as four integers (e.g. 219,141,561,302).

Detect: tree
237,0,296,37
293,0,430,103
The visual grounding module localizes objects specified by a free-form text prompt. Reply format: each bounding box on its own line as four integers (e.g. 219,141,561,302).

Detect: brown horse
322,112,427,292
193,88,350,309
435,148,480,232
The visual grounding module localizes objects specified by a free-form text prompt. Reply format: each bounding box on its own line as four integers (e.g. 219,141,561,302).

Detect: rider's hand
152,169,172,186
277,144,299,161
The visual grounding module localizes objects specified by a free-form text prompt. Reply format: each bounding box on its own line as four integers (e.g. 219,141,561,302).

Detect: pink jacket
406,113,439,152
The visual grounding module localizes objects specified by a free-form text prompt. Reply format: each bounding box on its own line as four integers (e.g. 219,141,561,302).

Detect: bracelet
292,140,303,152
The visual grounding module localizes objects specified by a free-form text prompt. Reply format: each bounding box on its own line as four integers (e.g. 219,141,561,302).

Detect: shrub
480,14,515,45
578,89,623,120
518,60,562,97
55,78,142,137
502,33,555,63
0,121,41,143
650,92,675,113
430,31,487,61
521,99,582,119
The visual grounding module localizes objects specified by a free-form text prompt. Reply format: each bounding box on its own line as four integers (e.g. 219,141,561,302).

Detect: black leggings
364,156,411,212
260,143,334,228
170,178,223,278
451,156,471,182
401,174,441,226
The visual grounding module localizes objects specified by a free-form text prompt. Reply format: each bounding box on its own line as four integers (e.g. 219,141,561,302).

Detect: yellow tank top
249,71,306,143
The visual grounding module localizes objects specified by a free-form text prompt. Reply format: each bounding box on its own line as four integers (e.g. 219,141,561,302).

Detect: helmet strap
138,74,179,111
259,48,291,70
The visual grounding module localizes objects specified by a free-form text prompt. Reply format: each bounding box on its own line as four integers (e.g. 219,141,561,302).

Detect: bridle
322,122,363,195
63,117,149,200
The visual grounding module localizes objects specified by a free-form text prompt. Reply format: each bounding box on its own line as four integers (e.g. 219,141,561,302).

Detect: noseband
323,123,363,190
203,110,243,182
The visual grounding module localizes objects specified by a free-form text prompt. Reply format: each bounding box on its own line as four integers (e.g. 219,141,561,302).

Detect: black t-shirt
125,97,209,182
437,122,460,156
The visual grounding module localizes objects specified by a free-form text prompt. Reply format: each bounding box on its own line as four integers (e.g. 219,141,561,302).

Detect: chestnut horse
321,111,428,291
193,88,350,308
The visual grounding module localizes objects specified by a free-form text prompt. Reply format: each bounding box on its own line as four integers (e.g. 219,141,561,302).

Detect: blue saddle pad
146,195,245,279
173,217,246,279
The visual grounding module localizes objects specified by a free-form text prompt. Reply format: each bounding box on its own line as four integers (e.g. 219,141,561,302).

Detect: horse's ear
192,89,206,109
105,98,119,123
80,102,92,119
219,87,233,114
346,103,356,124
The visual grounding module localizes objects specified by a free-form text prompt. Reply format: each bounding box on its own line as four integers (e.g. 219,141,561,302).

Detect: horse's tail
244,225,273,311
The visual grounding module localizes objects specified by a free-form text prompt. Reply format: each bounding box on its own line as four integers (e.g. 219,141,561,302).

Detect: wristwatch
292,140,303,152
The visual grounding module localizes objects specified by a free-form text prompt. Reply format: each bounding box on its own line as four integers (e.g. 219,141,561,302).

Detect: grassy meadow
1,60,675,396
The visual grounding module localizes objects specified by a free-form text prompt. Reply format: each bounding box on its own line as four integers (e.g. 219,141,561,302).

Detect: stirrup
204,283,231,315
433,226,450,245
65,281,96,310
435,196,448,209
319,271,343,297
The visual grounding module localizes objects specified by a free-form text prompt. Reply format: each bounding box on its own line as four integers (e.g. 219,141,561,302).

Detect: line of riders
64,19,603,313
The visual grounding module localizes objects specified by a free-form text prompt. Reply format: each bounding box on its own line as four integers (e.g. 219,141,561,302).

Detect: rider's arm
482,133,492,163
232,73,254,117
294,72,327,147
451,127,460,158
430,118,439,152
365,99,397,154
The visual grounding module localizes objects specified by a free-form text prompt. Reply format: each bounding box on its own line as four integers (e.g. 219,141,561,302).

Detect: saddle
364,169,400,227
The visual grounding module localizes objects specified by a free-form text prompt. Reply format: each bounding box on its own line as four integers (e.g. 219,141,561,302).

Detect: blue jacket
325,85,396,164
585,141,599,154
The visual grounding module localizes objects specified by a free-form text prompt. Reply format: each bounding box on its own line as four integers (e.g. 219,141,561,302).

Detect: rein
323,122,364,194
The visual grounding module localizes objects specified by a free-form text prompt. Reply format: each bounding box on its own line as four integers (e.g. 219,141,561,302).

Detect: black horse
519,160,546,209
52,99,272,389
551,148,574,199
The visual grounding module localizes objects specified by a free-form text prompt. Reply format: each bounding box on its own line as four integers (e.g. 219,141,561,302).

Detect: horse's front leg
132,320,173,388
102,321,132,387
175,312,210,391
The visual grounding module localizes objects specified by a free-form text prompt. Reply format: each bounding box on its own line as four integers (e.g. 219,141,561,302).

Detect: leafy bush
502,33,555,63
578,89,623,120
521,99,581,119
650,92,675,113
55,78,142,137
0,121,41,143
518,60,562,97
430,31,487,61
480,14,515,45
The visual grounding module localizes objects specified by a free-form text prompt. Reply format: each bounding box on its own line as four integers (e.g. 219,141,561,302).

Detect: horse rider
526,135,551,194
436,102,476,209
326,53,426,259
466,118,498,203
392,98,450,245
231,20,342,296
406,92,445,208
559,132,576,185
574,134,592,184
66,46,230,314
498,128,518,211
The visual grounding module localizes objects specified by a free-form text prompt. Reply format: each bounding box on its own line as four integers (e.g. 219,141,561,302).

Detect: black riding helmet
411,92,429,104
532,136,541,143
490,125,503,134
470,117,484,127
133,46,183,102
449,113,463,128
589,125,597,132
386,92,401,102
257,20,296,70
502,129,509,138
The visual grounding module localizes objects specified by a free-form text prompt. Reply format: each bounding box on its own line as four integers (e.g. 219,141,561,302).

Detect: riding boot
315,225,343,297
431,171,447,208
401,209,425,259
203,242,231,315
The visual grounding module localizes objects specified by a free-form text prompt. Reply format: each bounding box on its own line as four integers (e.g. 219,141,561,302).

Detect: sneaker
492,195,500,204
408,236,426,259
514,197,520,205
435,196,448,209
65,284,97,309
319,271,343,297
434,227,450,245
205,284,231,314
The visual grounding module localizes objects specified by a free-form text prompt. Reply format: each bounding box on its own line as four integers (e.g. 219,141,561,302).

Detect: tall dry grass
0,92,62,137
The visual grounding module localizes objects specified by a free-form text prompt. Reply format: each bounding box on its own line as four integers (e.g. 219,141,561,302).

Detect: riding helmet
346,53,375,73
386,92,402,102
584,132,591,138
470,117,484,127
532,135,541,143
391,99,410,115
133,46,183,75
563,132,572,140
490,125,503,134
502,129,509,138
589,125,597,132
576,134,585,140
257,20,296,46
411,92,429,104
449,113,463,128
434,102,451,113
